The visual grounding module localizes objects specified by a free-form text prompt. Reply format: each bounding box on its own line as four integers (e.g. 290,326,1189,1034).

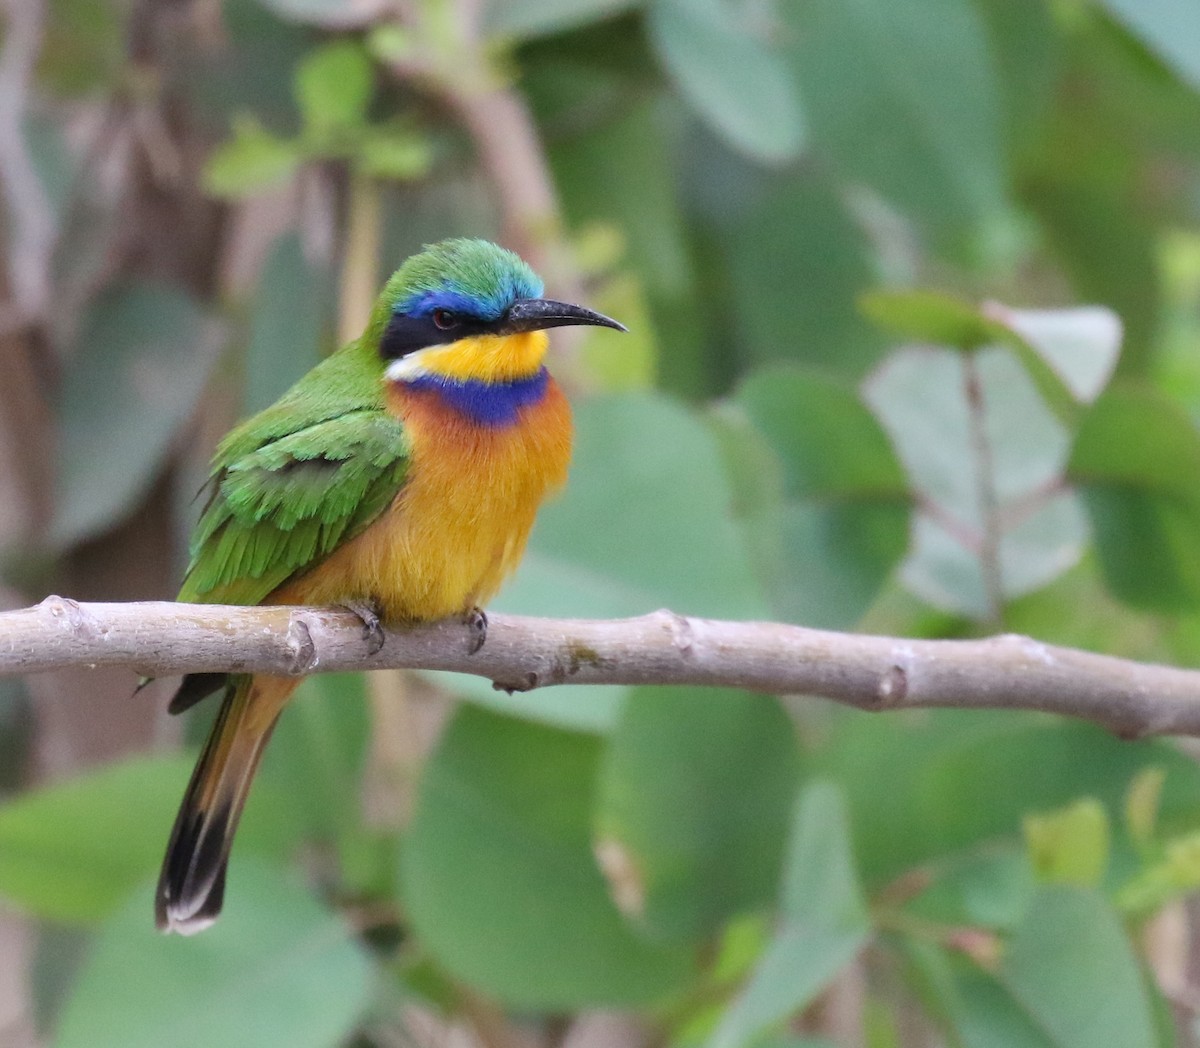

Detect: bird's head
369,238,624,385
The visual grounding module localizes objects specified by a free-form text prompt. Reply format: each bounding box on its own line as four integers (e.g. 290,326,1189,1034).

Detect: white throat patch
385,351,432,383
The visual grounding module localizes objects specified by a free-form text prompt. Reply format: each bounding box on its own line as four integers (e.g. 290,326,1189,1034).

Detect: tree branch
3,597,1200,738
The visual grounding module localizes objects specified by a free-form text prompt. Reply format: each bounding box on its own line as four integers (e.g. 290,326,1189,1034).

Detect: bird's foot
341,600,386,655
463,606,488,655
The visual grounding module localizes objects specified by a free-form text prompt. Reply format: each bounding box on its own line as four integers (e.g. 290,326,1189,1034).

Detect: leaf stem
962,353,1004,624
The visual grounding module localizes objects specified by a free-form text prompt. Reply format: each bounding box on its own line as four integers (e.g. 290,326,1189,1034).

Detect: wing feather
178,409,409,606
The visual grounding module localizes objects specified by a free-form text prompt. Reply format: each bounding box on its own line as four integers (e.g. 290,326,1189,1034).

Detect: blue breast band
404,368,549,427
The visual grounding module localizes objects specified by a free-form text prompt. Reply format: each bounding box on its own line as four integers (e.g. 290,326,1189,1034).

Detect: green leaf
581,270,659,391
257,673,369,840
550,96,693,299
648,0,804,164
864,345,1085,617
785,0,1007,242
595,688,800,942
243,232,329,415
949,961,1057,1048
1125,767,1166,853
706,403,787,591
1001,887,1157,1048
1003,556,1168,665
712,929,866,1048
1099,0,1200,92
0,756,193,923
902,942,1056,1048
709,782,868,1048
511,393,766,617
905,847,1035,931
1116,830,1200,918
921,723,1200,868
732,176,882,375
401,707,693,1008
860,289,1008,351
1023,798,1110,888
975,0,1061,154
858,291,1089,425
816,712,1200,887
0,753,307,924
984,304,1121,405
204,116,300,198
52,282,223,546
54,861,372,1048
779,783,867,926
1024,165,1159,377
442,393,766,732
483,0,643,38
295,40,374,138
1068,384,1200,610
735,367,910,628
355,129,432,180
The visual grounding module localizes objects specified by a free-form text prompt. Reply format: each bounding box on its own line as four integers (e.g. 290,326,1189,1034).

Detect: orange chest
285,378,572,620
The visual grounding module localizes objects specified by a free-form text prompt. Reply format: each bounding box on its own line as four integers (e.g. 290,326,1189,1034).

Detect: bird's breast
283,373,572,621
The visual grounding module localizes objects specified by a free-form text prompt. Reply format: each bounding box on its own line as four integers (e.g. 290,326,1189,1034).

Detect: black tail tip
155,864,227,935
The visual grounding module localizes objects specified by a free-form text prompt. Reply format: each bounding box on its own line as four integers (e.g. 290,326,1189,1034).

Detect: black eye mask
379,310,495,360
380,299,627,360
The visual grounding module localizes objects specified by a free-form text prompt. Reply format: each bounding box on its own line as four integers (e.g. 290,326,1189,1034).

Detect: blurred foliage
5,0,1200,1046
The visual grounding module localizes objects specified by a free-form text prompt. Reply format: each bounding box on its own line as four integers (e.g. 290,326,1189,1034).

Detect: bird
155,238,625,934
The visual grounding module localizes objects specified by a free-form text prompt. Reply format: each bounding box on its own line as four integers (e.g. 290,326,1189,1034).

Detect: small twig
5,598,1200,738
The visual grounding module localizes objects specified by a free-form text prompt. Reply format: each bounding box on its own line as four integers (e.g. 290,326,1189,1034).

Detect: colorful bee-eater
156,238,624,934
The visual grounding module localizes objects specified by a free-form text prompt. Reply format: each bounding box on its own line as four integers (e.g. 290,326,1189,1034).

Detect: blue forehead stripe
404,369,549,427
397,275,545,321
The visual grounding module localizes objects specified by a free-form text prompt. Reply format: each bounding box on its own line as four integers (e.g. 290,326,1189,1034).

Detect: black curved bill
500,298,627,335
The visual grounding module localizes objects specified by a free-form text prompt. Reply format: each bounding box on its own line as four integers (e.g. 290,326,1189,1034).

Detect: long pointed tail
155,674,297,934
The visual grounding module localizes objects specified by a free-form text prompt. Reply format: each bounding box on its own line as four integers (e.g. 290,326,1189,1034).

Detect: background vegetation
3,0,1200,1045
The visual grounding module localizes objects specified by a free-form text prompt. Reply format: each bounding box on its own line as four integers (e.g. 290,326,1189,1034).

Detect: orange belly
272,378,572,620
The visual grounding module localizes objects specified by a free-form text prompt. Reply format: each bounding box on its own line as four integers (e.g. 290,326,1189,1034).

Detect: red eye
432,308,458,330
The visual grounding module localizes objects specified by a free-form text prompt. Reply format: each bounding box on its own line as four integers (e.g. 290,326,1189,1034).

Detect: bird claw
463,606,487,654
342,600,386,655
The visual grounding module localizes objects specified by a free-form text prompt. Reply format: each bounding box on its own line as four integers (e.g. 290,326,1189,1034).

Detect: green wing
179,408,409,605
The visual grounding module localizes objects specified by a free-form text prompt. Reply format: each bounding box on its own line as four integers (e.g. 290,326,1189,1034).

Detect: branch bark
3,597,1200,738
